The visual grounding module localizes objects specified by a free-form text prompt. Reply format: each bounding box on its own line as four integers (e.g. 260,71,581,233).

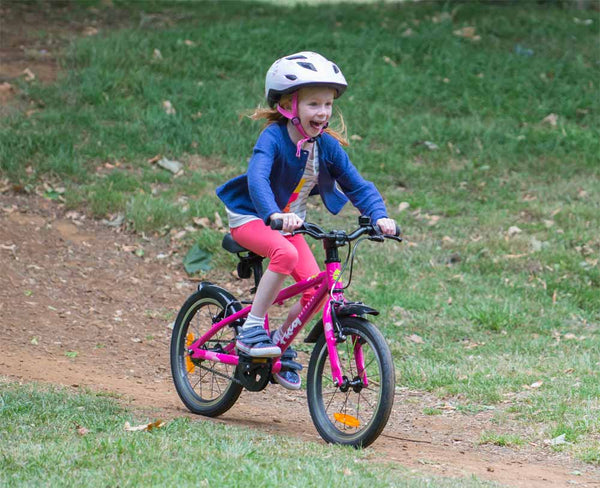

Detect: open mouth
309,121,324,131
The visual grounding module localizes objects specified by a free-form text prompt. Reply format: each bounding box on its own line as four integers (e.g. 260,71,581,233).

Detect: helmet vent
285,74,298,81
286,55,307,60
297,62,317,72
332,64,340,74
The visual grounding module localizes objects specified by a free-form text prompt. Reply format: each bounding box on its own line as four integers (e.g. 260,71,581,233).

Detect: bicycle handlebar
269,218,402,243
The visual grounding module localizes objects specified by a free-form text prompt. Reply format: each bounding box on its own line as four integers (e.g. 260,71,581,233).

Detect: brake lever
384,235,403,242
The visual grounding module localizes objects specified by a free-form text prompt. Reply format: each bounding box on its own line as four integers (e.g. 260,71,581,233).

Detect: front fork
322,299,368,388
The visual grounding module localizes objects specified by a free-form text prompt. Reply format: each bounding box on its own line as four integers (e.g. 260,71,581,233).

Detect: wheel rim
316,329,383,438
177,298,237,405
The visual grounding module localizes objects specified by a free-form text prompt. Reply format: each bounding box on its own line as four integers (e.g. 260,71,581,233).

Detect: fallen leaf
153,48,163,60
192,217,211,228
162,100,176,115
426,215,440,226
157,157,183,174
147,154,162,164
507,226,522,237
541,113,558,127
83,26,99,36
453,26,481,41
383,56,397,67
0,82,15,103
214,211,224,229
183,243,213,274
407,334,425,344
530,380,543,389
545,433,567,446
101,214,124,227
76,425,90,436
573,17,593,25
22,68,36,82
439,403,456,410
124,420,166,432
398,202,410,212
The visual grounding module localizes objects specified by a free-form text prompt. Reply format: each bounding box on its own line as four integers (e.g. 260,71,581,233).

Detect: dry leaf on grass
157,157,183,174
453,26,481,41
383,56,397,67
124,420,166,432
407,334,425,344
23,68,36,82
162,100,176,115
541,113,558,126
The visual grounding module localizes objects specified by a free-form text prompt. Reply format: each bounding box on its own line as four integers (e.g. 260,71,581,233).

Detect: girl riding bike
215,51,397,390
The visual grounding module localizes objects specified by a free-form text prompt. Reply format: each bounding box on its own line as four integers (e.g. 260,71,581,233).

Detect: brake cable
329,235,369,299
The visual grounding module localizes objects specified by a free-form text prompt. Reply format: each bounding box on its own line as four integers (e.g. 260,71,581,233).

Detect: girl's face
289,86,335,139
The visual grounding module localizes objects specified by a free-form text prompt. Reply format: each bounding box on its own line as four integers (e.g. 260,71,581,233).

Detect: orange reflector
333,413,360,428
185,333,195,373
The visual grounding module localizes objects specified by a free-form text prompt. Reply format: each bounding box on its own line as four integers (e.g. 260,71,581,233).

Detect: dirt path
1,4,598,485
1,193,598,487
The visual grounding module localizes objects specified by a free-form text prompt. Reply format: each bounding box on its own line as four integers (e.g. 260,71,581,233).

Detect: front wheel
306,317,395,448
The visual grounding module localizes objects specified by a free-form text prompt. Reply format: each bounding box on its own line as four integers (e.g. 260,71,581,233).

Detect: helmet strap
277,92,323,158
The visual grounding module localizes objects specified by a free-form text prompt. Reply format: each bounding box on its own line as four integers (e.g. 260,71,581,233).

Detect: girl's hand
270,212,304,233
376,218,397,236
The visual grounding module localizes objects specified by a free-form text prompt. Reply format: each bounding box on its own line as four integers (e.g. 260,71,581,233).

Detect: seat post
251,260,263,293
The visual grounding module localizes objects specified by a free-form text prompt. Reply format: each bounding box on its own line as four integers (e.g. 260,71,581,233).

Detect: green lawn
1,0,598,471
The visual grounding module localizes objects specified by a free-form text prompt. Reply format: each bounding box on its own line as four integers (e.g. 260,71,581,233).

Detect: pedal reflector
185,333,195,373
334,413,360,428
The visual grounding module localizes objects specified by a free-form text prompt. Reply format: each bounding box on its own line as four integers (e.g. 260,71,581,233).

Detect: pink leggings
231,220,320,305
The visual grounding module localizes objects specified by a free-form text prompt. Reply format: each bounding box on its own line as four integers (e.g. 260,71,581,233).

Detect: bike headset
265,51,347,157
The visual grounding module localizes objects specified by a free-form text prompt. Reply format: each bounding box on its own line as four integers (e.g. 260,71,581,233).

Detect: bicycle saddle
222,233,249,254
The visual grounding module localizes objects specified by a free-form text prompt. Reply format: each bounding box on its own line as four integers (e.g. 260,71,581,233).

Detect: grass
0,380,499,488
1,0,599,468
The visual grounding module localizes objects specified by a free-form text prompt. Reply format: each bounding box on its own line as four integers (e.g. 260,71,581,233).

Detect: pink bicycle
170,216,402,447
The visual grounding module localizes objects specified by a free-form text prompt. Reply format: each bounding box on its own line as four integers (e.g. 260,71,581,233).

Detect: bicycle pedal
237,352,271,364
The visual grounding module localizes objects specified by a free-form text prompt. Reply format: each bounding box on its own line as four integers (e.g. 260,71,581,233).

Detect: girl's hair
246,93,349,146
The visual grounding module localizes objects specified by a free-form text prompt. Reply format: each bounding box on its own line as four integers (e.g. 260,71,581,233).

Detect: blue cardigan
216,122,388,225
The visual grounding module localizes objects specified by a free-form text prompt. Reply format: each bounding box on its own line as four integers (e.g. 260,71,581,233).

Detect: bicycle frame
186,258,362,387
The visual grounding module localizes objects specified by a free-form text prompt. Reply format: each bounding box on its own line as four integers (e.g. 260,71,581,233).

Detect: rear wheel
170,290,243,417
306,317,395,447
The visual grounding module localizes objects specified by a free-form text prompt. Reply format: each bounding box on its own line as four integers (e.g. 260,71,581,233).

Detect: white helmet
265,51,347,107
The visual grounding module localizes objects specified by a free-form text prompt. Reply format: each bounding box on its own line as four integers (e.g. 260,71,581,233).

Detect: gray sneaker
273,344,302,390
236,325,281,358
273,369,301,390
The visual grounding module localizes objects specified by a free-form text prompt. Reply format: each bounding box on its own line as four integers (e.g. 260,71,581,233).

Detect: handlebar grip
394,224,401,237
270,219,284,230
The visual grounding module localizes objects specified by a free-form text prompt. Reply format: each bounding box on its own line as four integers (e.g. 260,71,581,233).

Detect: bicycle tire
170,289,243,417
306,316,395,447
